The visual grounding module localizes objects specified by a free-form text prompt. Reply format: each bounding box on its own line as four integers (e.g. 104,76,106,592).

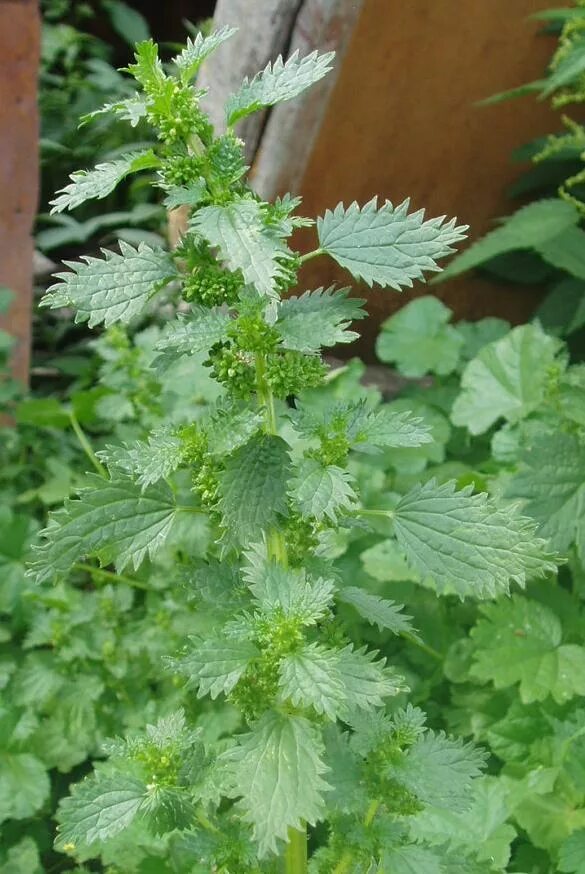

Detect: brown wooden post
0,0,40,385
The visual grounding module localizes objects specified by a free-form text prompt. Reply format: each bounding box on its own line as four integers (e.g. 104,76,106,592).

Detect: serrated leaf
337,587,416,635
393,479,557,599
55,774,146,848
81,96,148,127
97,425,184,489
544,37,585,95
376,296,464,377
191,198,293,298
218,434,291,544
391,730,486,811
29,474,178,584
451,323,563,434
170,637,259,699
204,404,264,456
348,403,433,453
317,198,467,289
290,458,357,522
155,307,231,357
276,287,365,352
223,711,330,856
0,754,50,822
50,150,159,213
470,595,585,704
127,39,166,92
336,644,405,712
536,225,585,280
226,49,335,126
559,829,585,873
244,554,336,625
279,643,346,719
506,430,585,556
41,241,176,328
360,538,419,583
174,26,237,82
437,199,579,281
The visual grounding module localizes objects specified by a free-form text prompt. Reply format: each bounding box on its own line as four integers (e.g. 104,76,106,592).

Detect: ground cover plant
21,27,568,873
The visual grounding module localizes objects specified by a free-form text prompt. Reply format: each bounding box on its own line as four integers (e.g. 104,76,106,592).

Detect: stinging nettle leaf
278,643,347,720
289,458,357,522
219,433,291,545
337,587,416,636
50,150,160,214
393,479,558,599
170,637,259,699
222,710,330,856
244,555,336,625
155,307,231,358
226,49,335,126
41,241,177,328
190,198,292,298
97,425,185,489
276,287,366,352
348,403,433,453
336,644,406,712
317,197,468,290
55,774,146,848
174,26,237,82
29,474,178,584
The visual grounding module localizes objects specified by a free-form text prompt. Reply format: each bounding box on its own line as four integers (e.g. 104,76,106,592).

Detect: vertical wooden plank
0,0,40,385
295,0,560,352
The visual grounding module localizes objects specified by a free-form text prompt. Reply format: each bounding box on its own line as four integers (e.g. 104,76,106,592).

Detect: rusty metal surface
0,0,40,384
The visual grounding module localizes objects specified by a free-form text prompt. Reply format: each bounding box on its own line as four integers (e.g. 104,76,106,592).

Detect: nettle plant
33,30,559,873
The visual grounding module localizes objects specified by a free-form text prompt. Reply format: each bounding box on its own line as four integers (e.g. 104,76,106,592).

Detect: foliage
435,1,585,342
15,26,565,874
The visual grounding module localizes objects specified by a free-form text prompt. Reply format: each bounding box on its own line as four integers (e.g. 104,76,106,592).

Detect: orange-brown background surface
296,0,559,354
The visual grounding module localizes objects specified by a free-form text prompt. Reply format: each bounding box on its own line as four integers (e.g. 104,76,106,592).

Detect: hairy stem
255,352,306,873
299,247,324,265
73,561,149,590
332,799,381,873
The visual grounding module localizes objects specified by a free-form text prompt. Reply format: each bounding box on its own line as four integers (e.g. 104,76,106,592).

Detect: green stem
73,562,149,590
299,248,324,265
255,353,306,873
69,410,107,477
401,631,443,662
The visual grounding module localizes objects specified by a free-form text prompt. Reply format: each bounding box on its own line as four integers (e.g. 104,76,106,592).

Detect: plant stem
73,561,149,590
299,248,324,265
255,353,307,874
401,631,443,662
69,410,107,477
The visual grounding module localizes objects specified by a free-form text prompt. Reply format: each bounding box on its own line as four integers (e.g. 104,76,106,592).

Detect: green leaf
451,323,563,435
97,426,185,489
223,711,330,856
470,595,585,704
0,754,50,822
536,225,585,280
50,150,159,213
127,39,166,92
391,731,486,811
226,49,335,126
170,638,259,699
337,587,416,635
376,296,464,377
15,398,70,429
190,198,292,298
42,241,176,328
289,458,357,522
0,837,42,874
204,404,264,456
81,96,148,128
279,643,346,719
155,307,231,358
104,0,150,45
174,26,237,82
317,198,467,289
380,845,442,874
349,404,433,453
55,774,146,848
506,431,585,556
393,479,557,599
336,644,405,712
244,556,336,625
276,287,365,352
360,538,419,583
544,37,585,94
29,474,178,583
559,829,585,873
218,434,291,544
437,199,579,281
